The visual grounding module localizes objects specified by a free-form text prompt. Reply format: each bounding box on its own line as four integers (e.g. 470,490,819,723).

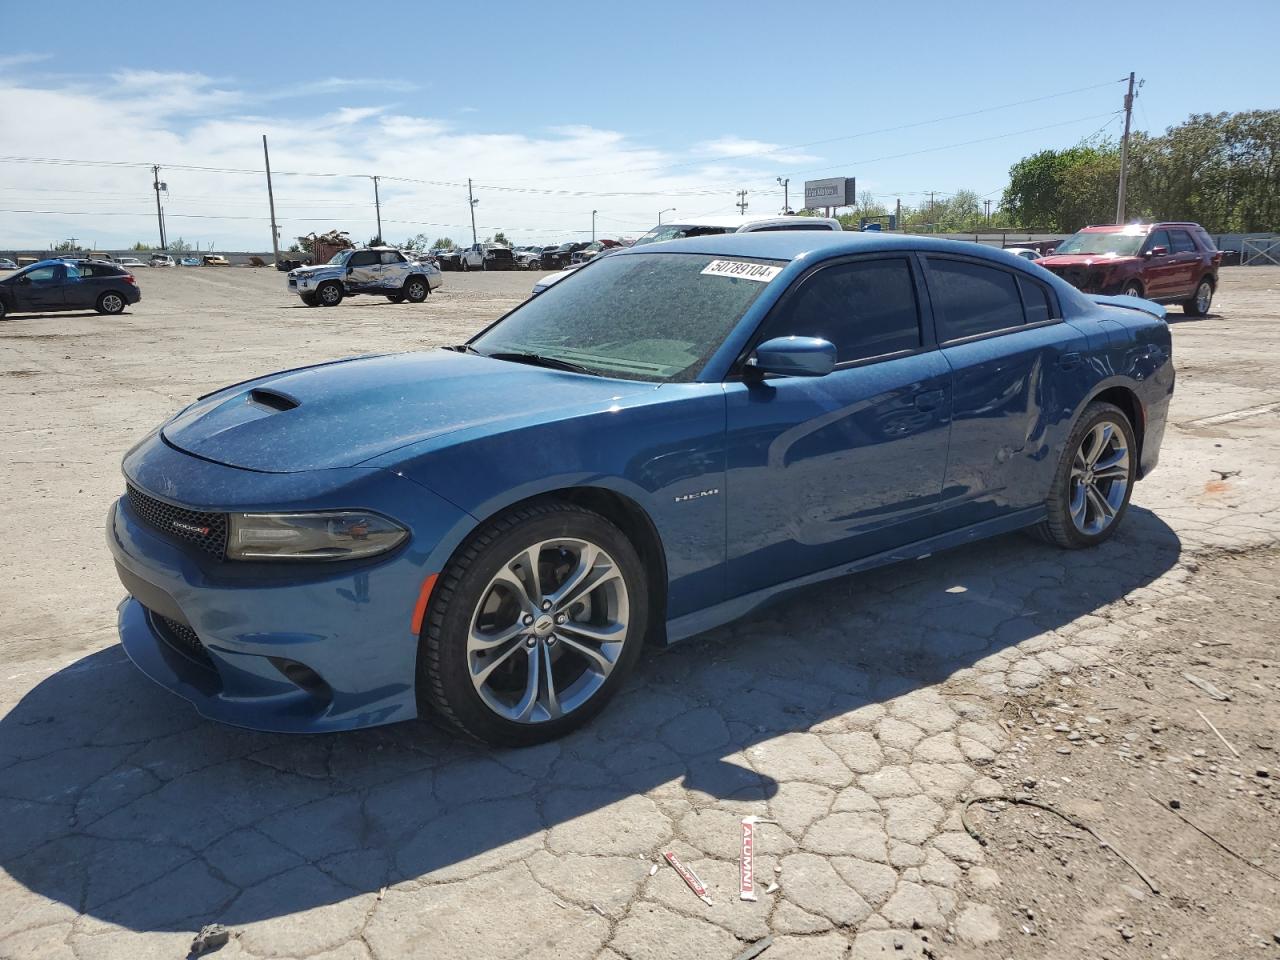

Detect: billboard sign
804,177,856,209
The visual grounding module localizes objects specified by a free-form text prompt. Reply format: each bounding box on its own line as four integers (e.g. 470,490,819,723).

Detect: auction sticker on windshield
700,260,782,283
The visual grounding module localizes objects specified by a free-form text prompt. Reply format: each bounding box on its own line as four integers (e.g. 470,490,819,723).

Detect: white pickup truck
458,243,516,271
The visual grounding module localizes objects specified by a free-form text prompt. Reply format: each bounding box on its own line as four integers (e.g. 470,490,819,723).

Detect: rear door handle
913,388,945,412
1058,352,1082,370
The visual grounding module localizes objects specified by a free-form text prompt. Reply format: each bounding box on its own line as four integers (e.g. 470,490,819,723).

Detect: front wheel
419,501,648,746
1183,279,1213,317
317,281,343,307
461,259,470,272
96,291,126,315
300,293,320,307
1120,281,1143,298
386,293,406,303
1037,401,1137,549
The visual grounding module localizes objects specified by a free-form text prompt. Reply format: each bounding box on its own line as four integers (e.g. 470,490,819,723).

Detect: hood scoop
248,388,299,412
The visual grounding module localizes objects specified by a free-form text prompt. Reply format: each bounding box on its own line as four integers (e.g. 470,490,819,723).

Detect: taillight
124,274,136,285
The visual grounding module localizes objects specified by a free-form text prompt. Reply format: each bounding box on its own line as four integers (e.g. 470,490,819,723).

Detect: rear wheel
1183,278,1213,316
96,291,126,315
317,281,343,307
419,501,647,746
1037,401,1136,549
0,300,7,320
404,276,429,302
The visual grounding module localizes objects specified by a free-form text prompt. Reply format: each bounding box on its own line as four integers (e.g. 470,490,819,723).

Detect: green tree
431,237,456,250
1002,144,1120,231
131,241,151,252
492,230,510,246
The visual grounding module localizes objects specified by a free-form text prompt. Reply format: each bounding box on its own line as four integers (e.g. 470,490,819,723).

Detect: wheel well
1091,386,1145,468
504,487,669,644
1122,278,1144,295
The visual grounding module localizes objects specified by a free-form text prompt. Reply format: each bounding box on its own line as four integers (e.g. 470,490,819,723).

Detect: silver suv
288,247,442,307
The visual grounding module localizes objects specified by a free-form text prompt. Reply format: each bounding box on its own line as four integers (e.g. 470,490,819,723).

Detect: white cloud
0,71,812,250
0,52,52,71
697,136,820,165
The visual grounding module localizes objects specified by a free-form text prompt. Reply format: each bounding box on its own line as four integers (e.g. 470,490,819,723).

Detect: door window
349,251,378,267
24,265,59,283
63,263,82,280
380,250,404,265
756,258,921,364
1143,230,1171,254
1169,230,1196,254
927,258,1024,341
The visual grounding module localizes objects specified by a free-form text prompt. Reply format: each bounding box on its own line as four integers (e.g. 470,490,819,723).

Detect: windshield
1054,231,1146,256
327,249,353,266
633,224,736,247
470,252,783,382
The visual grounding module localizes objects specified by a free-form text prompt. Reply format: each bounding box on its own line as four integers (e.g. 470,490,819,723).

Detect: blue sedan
108,232,1174,745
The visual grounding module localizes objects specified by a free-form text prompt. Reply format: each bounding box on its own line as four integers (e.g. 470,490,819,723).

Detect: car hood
289,262,340,276
1039,253,1140,269
161,350,650,473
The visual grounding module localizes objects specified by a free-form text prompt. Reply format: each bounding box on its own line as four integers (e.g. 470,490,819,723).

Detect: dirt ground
0,265,1278,960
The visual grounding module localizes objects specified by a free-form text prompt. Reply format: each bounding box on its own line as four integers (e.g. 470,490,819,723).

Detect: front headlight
227,511,407,561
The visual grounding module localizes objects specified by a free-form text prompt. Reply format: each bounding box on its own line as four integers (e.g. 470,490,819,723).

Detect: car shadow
1165,310,1222,324
0,311,114,322
0,508,1181,933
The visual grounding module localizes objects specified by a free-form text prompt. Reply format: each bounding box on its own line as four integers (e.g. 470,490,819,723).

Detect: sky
1,0,1275,251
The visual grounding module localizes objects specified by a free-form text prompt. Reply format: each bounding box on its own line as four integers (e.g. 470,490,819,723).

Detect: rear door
925,255,1088,528
346,250,381,289
379,250,407,288
724,254,953,594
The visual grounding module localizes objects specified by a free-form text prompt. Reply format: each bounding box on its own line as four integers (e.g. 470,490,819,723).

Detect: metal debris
731,935,774,960
189,924,232,956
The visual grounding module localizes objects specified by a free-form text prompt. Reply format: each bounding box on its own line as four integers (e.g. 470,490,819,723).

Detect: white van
532,214,841,295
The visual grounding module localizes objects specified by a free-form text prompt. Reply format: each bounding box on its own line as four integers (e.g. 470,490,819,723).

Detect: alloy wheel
467,538,628,723
408,281,426,299
102,293,123,313
1195,281,1212,314
1069,420,1131,536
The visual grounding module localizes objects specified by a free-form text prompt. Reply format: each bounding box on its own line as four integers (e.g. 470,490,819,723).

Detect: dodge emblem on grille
172,520,211,536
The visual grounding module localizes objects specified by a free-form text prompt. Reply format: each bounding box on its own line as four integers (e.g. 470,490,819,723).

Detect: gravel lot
1,265,1277,959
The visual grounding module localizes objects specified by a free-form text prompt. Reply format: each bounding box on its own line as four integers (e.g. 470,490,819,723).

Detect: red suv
1038,222,1221,316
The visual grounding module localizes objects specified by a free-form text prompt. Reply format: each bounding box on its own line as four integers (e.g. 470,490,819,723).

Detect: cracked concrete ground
1,266,1278,959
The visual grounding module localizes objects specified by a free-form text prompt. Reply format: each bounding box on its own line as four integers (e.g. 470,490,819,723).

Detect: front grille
151,611,216,670
126,484,228,559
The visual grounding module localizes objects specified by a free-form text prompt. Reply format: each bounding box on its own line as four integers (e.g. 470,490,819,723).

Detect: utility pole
929,191,936,233
467,178,479,246
895,198,901,230
736,190,749,215
983,199,992,225
658,207,675,224
372,175,383,243
776,177,790,214
1115,71,1136,224
152,165,167,250
262,135,280,264
591,209,598,242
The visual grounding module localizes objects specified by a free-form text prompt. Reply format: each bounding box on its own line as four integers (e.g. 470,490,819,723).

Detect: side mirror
749,336,837,378
1146,245,1168,257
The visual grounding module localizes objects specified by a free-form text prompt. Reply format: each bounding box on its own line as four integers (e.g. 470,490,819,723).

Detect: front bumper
107,438,474,733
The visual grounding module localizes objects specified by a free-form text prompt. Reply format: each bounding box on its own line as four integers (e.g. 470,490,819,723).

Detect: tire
300,293,320,307
419,501,648,746
1182,278,1213,317
317,281,343,307
529,259,542,271
403,276,429,303
1120,282,1143,298
0,300,6,320
461,259,471,272
96,291,126,315
1036,401,1137,549
386,294,406,303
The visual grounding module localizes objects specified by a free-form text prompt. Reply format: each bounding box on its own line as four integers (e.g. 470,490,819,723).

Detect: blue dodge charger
108,232,1173,745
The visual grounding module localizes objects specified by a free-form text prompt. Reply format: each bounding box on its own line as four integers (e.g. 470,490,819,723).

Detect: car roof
613,230,1029,263
1080,222,1204,233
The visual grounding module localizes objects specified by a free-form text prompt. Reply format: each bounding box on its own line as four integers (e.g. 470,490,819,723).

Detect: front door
13,264,66,311
724,255,952,596
1139,229,1179,299
346,250,381,289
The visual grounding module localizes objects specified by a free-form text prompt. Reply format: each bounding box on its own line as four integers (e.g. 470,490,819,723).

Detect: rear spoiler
1090,294,1167,322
